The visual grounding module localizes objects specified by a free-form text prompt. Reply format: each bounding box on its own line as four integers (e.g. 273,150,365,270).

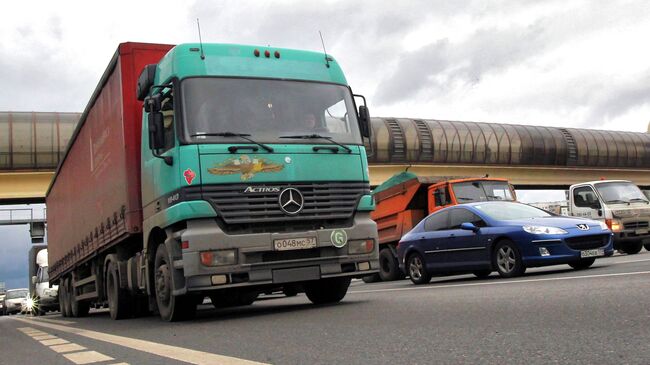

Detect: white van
568,180,650,254
31,249,59,314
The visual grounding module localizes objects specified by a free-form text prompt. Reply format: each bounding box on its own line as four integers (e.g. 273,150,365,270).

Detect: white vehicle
31,249,59,314
568,180,650,254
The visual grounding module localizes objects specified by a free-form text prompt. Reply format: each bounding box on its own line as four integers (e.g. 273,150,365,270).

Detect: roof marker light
254,49,260,57
264,50,270,58
274,51,280,59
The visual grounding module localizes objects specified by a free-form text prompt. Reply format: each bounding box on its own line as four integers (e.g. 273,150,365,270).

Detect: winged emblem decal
207,155,284,181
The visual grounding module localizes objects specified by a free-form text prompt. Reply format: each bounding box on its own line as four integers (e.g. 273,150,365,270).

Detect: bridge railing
0,207,46,225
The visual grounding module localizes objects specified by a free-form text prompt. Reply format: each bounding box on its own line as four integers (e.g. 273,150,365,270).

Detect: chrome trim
531,239,563,244
425,247,486,254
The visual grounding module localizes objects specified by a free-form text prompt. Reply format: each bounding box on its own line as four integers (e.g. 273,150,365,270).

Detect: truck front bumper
177,213,379,292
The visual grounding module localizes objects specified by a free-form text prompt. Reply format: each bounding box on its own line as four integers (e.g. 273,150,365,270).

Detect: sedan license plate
274,237,317,251
580,248,604,258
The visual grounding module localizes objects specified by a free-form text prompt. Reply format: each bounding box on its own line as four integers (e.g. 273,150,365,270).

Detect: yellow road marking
62,350,114,364
14,318,270,365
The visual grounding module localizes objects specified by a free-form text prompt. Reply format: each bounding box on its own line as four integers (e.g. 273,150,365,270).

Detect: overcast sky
2,1,650,286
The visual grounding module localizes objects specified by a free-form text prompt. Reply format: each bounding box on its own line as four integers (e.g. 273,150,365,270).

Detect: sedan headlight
598,221,609,231
523,225,568,235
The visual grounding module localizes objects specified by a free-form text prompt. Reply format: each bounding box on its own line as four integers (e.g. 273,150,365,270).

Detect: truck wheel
107,261,133,320
154,244,196,321
70,283,90,318
58,282,68,317
378,248,403,281
61,277,73,317
493,240,526,278
569,258,596,270
620,241,643,255
407,253,431,285
361,273,380,283
304,277,351,305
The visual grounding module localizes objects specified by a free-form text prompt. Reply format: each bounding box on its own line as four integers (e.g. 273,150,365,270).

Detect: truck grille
565,234,610,250
623,221,649,230
202,182,369,226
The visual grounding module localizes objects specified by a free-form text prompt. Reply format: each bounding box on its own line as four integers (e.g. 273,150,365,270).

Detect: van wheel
620,241,643,255
378,248,403,281
494,240,526,278
569,258,596,270
154,244,196,321
305,277,351,304
107,261,133,320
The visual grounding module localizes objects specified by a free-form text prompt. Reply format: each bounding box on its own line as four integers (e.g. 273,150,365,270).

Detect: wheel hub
155,264,171,305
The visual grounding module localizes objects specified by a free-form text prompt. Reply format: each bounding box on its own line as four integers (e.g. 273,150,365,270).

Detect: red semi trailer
47,43,173,315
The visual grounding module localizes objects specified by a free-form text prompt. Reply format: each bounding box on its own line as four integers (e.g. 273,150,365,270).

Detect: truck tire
620,241,643,255
70,282,90,317
361,273,381,283
58,282,68,317
644,243,650,252
378,248,403,281
107,261,133,320
304,277,351,305
154,244,196,321
61,277,73,317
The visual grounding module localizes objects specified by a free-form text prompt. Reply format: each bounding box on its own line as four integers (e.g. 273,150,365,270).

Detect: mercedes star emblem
279,188,304,215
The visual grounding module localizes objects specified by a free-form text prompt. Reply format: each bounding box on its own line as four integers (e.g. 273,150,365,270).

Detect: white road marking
33,334,57,340
33,316,76,325
41,338,70,346
350,270,650,295
50,343,87,353
62,351,114,364
14,318,270,365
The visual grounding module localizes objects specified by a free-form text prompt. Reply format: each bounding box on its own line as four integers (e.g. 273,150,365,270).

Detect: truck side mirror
31,276,37,285
590,201,602,210
358,105,371,138
148,111,165,151
137,64,157,101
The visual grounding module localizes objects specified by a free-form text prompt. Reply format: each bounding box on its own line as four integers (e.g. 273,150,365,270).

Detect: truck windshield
595,182,649,204
182,78,362,145
475,202,553,220
452,181,514,202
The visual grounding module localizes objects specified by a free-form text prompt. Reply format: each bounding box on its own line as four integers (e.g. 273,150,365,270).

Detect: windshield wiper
456,197,474,201
605,199,628,204
629,198,650,204
191,132,274,153
279,134,352,153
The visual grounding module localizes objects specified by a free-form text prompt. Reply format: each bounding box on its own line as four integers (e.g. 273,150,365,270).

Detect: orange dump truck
366,172,516,282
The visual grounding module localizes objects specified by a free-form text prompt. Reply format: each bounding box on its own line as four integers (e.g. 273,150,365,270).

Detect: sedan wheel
407,253,431,285
493,240,526,278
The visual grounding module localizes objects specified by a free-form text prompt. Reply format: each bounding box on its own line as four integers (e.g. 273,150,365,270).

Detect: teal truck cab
140,44,379,320
48,42,378,322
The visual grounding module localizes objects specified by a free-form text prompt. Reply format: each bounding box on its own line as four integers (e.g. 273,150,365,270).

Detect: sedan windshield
595,182,648,204
182,78,362,145
475,202,552,220
6,290,28,299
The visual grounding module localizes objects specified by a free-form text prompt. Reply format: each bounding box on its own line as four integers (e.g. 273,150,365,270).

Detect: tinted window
424,211,449,231
573,186,599,208
449,208,486,229
433,187,450,206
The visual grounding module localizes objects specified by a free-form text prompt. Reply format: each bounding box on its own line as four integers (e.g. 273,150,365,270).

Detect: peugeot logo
577,224,590,231
278,188,304,215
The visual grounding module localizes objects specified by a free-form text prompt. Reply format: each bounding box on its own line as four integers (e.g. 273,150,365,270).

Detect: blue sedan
397,202,614,284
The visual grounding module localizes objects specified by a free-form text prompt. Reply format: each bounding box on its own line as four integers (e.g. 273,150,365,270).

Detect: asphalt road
2,252,650,365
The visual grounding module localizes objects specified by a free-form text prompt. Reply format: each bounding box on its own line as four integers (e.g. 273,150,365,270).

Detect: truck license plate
274,237,317,251
580,248,604,258
635,229,649,235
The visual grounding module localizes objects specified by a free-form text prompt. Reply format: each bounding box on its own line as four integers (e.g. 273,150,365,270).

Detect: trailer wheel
107,261,132,320
304,277,351,305
378,248,404,281
154,244,196,321
61,277,73,317
58,283,68,317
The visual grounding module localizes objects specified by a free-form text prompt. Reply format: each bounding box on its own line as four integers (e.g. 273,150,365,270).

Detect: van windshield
182,78,362,145
595,182,649,204
6,290,28,299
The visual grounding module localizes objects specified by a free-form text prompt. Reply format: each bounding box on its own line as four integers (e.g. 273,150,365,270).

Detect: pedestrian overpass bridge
1,112,649,204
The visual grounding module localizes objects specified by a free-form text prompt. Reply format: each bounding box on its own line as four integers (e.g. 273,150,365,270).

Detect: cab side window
449,208,486,229
433,187,451,207
573,186,599,208
424,211,449,232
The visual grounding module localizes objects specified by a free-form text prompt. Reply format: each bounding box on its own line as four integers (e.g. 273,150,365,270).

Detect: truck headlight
605,219,622,232
200,249,237,266
348,240,374,255
523,225,568,235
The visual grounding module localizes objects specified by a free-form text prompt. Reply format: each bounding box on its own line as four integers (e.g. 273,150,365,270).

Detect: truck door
571,186,602,220
441,208,490,268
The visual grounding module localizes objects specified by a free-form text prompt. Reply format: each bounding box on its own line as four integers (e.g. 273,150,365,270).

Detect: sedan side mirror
460,222,480,233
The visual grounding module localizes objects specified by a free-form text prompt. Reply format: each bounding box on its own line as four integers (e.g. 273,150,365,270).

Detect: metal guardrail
0,207,46,225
